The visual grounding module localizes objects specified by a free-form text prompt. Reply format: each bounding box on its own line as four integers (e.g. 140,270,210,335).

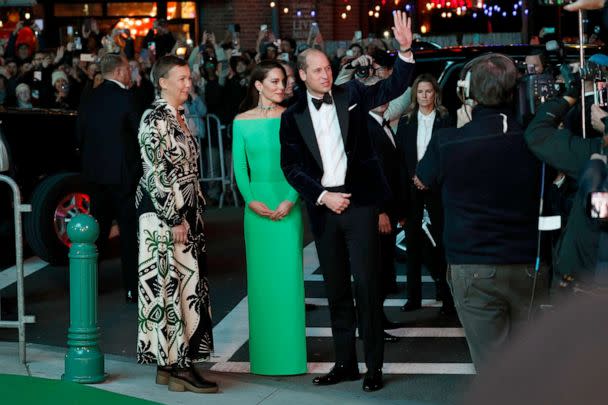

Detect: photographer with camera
335,50,411,126
524,64,608,287
415,53,548,371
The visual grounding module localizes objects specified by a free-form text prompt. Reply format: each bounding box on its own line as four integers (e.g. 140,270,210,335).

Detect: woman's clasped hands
249,200,294,221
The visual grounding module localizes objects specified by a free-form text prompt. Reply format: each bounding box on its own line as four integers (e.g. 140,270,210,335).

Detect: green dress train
232,117,307,375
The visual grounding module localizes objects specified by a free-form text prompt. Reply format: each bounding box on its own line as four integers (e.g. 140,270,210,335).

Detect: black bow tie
312,93,333,110
381,118,391,128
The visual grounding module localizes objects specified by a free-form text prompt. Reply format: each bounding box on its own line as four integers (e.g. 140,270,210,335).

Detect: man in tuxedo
367,102,406,341
280,11,415,392
77,53,143,303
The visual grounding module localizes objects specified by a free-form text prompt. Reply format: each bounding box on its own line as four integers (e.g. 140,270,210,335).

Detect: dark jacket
280,56,415,236
525,97,607,279
417,105,542,265
396,110,452,215
77,80,143,188
367,113,404,218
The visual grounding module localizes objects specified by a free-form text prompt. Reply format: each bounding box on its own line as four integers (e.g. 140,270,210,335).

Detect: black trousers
378,211,398,301
315,204,384,371
406,188,452,306
90,183,139,294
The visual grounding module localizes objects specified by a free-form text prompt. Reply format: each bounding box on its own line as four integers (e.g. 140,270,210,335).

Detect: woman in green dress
232,60,307,375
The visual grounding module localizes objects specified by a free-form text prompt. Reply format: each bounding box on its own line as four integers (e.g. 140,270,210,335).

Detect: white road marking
305,327,465,338
211,362,476,375
0,257,48,290
305,298,443,307
304,274,435,283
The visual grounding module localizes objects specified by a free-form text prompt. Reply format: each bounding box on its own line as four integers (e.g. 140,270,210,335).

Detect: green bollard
62,214,106,383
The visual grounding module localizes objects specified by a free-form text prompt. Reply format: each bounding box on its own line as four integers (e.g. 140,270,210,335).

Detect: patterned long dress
135,97,213,368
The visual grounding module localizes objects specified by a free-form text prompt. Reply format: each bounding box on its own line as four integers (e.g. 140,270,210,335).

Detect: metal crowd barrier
189,113,239,208
0,174,36,364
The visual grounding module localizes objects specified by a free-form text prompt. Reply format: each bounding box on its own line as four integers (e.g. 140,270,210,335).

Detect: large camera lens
355,65,371,79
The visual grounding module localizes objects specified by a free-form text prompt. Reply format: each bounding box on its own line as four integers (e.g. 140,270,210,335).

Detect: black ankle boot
168,367,219,393
156,365,172,385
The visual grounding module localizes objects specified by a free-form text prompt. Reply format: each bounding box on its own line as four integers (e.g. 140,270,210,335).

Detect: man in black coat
416,53,547,370
280,11,415,392
367,102,405,340
77,53,143,303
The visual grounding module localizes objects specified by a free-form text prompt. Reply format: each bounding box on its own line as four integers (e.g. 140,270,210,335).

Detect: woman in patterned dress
135,55,217,393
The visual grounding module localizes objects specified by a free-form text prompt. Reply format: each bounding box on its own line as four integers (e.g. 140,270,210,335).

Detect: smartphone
354,30,362,41
67,26,74,36
33,70,42,81
544,27,556,34
260,24,268,32
148,41,156,53
278,52,290,62
80,53,96,62
346,49,354,57
594,80,607,107
590,192,608,219
74,37,82,50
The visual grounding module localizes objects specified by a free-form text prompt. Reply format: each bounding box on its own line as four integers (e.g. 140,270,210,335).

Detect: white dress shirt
307,91,347,191
416,109,436,162
369,111,396,147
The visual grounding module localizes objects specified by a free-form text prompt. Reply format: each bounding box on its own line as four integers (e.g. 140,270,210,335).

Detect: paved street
0,207,474,404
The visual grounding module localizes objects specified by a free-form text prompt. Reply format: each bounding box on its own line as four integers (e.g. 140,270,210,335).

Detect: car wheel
24,173,97,264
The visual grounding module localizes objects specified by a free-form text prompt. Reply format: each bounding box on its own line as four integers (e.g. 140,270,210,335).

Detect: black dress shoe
168,367,218,393
362,369,383,392
383,331,400,343
383,320,406,330
312,364,360,386
400,301,422,312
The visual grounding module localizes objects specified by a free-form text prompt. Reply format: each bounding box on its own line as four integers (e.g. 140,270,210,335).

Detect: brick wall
202,0,369,49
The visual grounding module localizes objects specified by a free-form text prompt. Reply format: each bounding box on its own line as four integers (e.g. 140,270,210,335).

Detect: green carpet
0,374,162,405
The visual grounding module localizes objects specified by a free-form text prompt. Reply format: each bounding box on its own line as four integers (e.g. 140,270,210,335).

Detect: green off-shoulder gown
232,117,307,375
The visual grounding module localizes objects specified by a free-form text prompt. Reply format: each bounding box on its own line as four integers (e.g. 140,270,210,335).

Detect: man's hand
392,11,413,52
413,175,428,191
564,0,606,11
321,192,351,214
270,201,294,221
249,201,274,218
378,213,392,234
350,54,372,67
592,104,608,133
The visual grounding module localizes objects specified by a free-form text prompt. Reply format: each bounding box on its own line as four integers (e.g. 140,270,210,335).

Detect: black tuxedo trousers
314,203,384,371
90,183,138,294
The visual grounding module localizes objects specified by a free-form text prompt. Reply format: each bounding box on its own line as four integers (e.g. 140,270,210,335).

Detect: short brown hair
151,55,188,91
469,53,517,107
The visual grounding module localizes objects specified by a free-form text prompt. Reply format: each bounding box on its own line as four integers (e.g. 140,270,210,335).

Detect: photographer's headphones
456,53,518,104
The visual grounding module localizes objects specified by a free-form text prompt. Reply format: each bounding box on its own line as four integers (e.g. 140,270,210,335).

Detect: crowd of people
43,0,608,398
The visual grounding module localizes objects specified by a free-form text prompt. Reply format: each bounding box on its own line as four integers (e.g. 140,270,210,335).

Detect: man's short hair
469,53,518,107
297,48,325,72
100,53,127,76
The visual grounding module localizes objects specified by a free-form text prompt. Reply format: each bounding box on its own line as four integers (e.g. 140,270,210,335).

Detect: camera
355,65,372,79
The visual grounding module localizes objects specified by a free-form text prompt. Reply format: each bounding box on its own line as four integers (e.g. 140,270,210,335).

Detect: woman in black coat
395,73,455,316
